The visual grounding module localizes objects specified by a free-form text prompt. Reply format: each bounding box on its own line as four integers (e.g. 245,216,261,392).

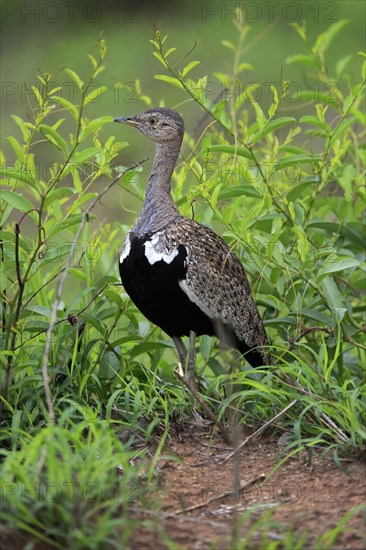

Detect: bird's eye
149,117,157,126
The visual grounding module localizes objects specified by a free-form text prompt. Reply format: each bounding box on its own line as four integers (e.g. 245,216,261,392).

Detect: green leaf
71,147,99,165
292,225,309,261
27,305,51,317
154,75,184,89
104,289,124,308
129,342,169,359
321,276,347,323
329,117,357,146
238,62,254,73
336,54,353,77
338,164,356,202
279,145,308,155
204,145,253,160
32,85,43,106
312,20,349,54
70,193,97,211
84,85,107,105
300,309,333,327
88,54,97,69
299,90,338,107
221,40,236,51
69,267,87,282
286,179,318,202
306,221,365,249
64,68,84,90
317,258,360,280
47,214,96,238
72,167,83,194
268,85,279,118
165,47,176,57
0,203,13,225
264,316,298,326
286,54,321,68
299,116,329,131
1,166,35,185
11,115,31,141
44,187,75,208
6,136,25,162
275,154,322,171
152,51,167,66
53,95,78,120
252,117,296,144
218,185,262,199
181,61,200,78
39,124,68,156
84,116,114,134
0,190,33,212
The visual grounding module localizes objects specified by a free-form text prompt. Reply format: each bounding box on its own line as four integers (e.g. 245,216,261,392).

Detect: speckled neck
132,139,182,237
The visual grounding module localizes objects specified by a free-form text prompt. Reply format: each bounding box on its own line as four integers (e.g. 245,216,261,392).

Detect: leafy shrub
1,420,142,548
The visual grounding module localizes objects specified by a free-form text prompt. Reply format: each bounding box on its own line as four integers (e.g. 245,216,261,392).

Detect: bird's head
114,107,184,144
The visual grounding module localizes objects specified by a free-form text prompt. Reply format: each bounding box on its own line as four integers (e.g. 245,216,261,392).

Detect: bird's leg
187,330,197,386
173,333,229,440
172,336,187,377
172,333,197,386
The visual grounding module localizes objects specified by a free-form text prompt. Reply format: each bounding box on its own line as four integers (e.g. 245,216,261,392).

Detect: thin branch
2,223,26,409
164,474,266,518
23,267,66,308
222,400,298,462
287,325,334,350
41,158,148,425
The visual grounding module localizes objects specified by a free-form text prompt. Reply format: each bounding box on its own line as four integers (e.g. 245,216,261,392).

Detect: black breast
119,235,214,338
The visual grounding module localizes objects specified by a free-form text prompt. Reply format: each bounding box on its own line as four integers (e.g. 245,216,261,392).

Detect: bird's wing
164,218,269,355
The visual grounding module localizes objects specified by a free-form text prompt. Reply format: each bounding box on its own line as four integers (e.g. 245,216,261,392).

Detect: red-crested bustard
114,108,270,381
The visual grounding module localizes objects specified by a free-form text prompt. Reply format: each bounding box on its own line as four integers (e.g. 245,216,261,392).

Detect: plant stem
40,159,147,425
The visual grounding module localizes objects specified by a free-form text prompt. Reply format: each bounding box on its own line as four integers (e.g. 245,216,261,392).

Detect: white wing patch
144,239,179,265
143,232,190,267
120,236,131,263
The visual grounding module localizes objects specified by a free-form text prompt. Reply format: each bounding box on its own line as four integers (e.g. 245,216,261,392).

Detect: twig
23,267,66,308
222,400,298,462
2,224,26,409
0,227,6,339
41,159,148,425
164,474,266,518
288,325,334,350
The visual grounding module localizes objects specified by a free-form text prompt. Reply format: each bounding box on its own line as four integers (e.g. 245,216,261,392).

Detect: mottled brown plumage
114,107,270,369
161,218,269,364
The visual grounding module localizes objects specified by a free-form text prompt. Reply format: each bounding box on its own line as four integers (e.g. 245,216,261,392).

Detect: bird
114,107,270,380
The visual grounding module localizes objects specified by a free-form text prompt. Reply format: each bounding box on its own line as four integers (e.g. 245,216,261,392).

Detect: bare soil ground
131,424,366,549
4,425,365,549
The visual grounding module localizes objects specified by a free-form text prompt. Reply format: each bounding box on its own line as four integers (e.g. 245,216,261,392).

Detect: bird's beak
114,115,139,126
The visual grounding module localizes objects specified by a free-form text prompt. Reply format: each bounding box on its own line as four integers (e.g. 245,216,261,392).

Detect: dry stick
41,159,148,425
222,399,298,462
2,224,25,407
164,474,266,518
174,366,230,443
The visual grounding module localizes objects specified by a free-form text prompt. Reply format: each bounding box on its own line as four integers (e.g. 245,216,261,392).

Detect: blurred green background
1,0,365,227
2,0,364,133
